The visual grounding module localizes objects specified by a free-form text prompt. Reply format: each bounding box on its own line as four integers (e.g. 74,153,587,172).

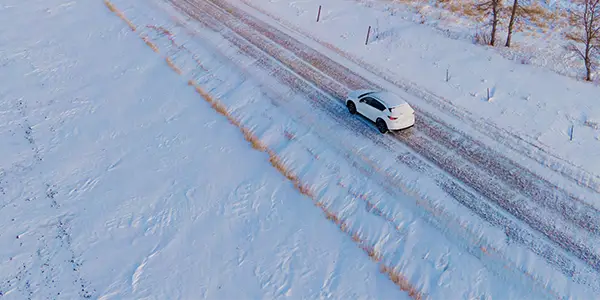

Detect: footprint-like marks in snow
227,180,266,219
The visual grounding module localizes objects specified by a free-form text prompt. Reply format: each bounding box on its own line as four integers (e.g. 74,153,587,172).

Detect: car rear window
390,103,413,114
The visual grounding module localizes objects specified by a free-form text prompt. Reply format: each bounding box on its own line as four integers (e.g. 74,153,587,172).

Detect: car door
358,97,377,121
364,97,386,121
356,95,370,117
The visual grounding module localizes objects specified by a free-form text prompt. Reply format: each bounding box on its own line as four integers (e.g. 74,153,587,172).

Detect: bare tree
566,0,600,81
505,0,547,47
475,0,502,46
506,0,520,47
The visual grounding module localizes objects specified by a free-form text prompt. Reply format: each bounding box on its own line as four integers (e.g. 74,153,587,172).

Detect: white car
346,89,415,133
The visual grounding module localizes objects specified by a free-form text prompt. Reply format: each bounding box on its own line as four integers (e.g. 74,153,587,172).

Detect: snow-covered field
2,0,600,299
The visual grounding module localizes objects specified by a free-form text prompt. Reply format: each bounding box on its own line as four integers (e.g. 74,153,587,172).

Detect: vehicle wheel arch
346,100,357,114
375,118,388,134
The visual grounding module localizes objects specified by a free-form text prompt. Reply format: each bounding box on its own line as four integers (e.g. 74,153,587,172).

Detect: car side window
369,99,386,111
359,96,372,105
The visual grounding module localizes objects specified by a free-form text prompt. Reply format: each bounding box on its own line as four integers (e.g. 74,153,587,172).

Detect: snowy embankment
237,0,600,188
0,0,403,298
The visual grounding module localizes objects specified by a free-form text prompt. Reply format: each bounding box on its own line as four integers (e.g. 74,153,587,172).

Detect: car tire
376,118,388,134
347,101,357,115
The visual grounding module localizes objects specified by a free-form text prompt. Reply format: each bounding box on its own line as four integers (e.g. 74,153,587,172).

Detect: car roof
352,89,377,99
369,91,407,107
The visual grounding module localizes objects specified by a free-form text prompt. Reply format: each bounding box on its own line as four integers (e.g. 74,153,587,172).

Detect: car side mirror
359,98,365,103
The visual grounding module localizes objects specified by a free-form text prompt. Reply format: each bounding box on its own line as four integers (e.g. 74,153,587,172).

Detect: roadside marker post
317,5,322,22
570,125,574,141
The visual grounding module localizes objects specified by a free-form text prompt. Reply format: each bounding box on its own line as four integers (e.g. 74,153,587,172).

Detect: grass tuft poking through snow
103,0,136,31
585,119,600,130
380,265,422,300
165,57,182,74
142,36,159,53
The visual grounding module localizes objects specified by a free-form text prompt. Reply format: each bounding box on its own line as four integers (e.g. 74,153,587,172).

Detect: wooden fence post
570,125,574,141
316,5,322,22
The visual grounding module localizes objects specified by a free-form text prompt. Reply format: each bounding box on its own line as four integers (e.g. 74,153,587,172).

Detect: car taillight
388,116,398,120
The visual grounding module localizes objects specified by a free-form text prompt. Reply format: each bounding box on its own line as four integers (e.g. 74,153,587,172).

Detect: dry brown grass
268,153,299,182
165,57,182,74
189,79,203,92
296,183,313,196
104,1,171,60
241,127,266,150
340,221,349,233
446,2,462,14
188,79,271,153
325,211,341,224
211,100,230,119
103,0,136,31
462,4,479,18
364,246,382,262
146,24,174,36
352,232,362,243
481,246,488,254
380,265,423,300
142,36,159,53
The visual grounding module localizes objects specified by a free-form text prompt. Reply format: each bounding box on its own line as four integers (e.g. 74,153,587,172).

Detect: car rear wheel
376,118,388,134
347,101,357,115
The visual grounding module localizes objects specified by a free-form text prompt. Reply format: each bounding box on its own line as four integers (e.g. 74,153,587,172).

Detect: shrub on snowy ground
584,118,600,130
474,26,493,45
